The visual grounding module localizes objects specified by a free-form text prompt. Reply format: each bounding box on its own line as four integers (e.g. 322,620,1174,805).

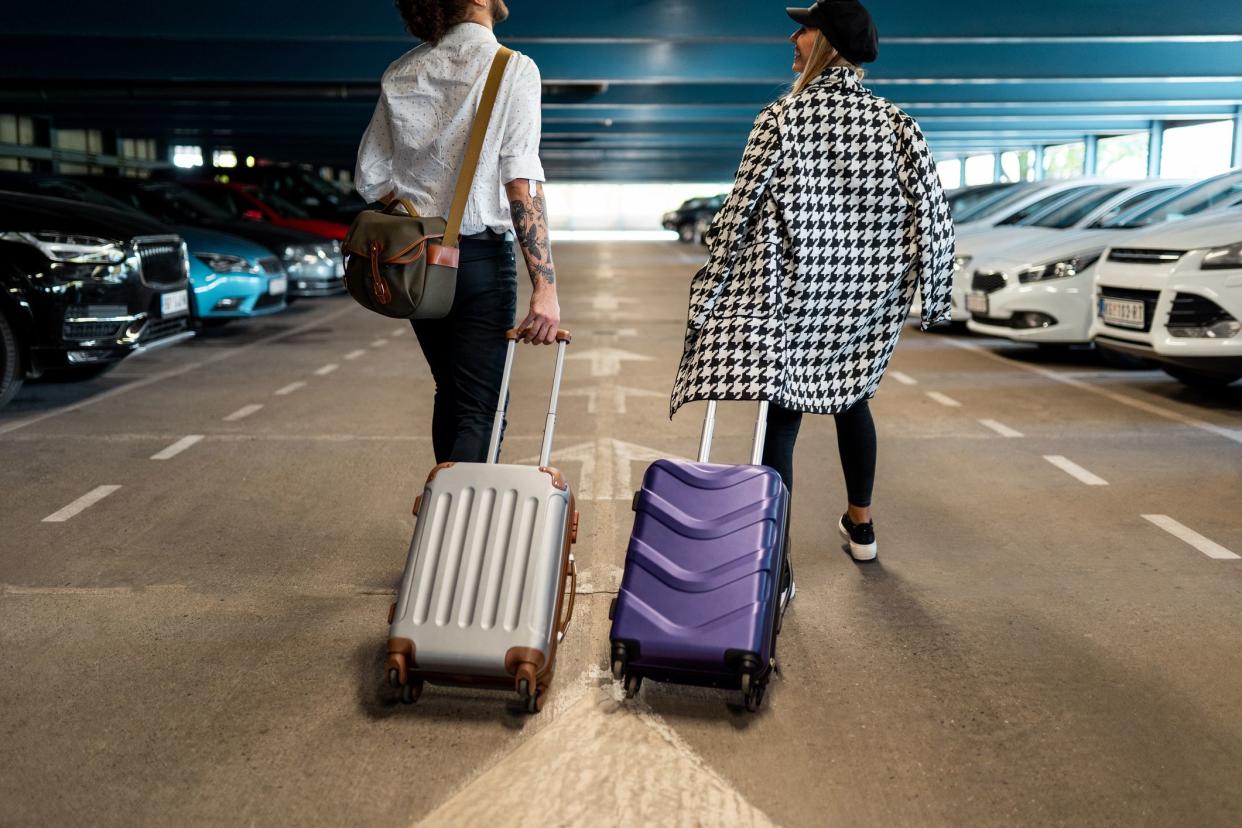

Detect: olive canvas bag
342,47,513,320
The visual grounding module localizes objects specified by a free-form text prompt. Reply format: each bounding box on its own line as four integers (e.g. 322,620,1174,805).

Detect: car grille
1099,286,1160,333
1107,248,1185,265
253,291,285,310
63,321,124,341
140,316,189,343
258,257,284,275
972,271,1007,293
136,238,187,287
1168,293,1234,329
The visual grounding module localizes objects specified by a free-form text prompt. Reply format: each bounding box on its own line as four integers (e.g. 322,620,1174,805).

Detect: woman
670,0,954,566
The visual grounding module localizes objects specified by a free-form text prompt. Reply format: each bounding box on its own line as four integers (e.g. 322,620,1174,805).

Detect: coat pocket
711,240,784,320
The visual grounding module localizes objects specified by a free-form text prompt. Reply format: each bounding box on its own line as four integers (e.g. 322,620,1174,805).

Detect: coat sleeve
894,113,955,330
354,93,394,204
688,107,783,331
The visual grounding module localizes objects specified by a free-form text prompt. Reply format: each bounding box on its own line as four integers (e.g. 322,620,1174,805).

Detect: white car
1090,206,1242,387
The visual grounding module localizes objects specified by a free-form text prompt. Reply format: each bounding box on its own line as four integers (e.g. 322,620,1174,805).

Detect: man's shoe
838,514,877,562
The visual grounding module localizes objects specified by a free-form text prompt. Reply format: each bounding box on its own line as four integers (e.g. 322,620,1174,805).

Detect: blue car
177,226,288,322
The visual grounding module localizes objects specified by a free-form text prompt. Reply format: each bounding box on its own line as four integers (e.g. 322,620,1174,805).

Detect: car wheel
0,309,23,409
678,223,695,244
1162,367,1242,389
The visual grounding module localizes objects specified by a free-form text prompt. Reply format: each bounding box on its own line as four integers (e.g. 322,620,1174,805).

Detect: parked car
79,178,345,297
0,191,195,406
662,194,726,244
206,165,364,224
945,182,1017,218
181,180,349,241
1089,206,1242,387
0,173,288,323
965,171,1242,345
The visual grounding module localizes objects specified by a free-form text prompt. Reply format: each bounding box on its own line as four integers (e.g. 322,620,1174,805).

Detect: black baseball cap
787,0,879,65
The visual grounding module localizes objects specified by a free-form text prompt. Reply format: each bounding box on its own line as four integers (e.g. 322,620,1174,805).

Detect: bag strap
443,46,514,250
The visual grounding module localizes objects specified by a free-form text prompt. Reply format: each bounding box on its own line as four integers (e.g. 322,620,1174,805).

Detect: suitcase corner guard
503,647,547,695
386,637,416,686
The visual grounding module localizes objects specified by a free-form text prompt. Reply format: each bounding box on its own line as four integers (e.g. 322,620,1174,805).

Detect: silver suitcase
386,329,579,713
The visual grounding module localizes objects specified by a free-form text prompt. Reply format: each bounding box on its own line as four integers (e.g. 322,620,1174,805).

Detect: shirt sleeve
894,112,955,330
499,58,546,184
354,93,394,203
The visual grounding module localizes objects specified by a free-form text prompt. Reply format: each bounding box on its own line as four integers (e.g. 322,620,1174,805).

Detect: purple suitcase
608,401,789,711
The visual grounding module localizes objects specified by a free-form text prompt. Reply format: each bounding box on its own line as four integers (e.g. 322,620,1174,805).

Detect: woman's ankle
846,504,872,525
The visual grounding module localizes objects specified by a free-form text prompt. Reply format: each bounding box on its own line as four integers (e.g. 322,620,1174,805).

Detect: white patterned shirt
354,22,545,237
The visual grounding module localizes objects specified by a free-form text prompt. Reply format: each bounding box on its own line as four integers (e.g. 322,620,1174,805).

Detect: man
355,0,560,463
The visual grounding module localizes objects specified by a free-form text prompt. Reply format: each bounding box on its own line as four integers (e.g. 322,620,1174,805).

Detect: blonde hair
790,31,864,97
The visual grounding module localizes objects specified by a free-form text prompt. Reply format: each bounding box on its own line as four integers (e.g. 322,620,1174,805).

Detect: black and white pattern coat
670,68,955,417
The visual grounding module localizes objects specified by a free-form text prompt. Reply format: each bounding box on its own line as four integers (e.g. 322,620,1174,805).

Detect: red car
183,181,349,241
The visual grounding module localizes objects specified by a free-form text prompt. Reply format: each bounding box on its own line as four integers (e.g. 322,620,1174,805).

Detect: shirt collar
441,22,499,46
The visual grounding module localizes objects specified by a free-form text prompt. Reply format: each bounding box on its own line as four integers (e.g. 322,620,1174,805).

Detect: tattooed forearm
506,181,556,287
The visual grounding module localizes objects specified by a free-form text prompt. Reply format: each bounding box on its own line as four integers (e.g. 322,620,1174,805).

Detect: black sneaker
838,514,877,562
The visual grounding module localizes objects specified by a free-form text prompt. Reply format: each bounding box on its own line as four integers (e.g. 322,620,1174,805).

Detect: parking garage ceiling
4,0,1242,180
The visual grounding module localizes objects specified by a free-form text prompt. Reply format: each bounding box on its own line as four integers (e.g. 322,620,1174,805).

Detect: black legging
761,400,876,507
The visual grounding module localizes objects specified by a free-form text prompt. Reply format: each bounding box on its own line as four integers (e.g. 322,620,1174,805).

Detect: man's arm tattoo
510,193,556,285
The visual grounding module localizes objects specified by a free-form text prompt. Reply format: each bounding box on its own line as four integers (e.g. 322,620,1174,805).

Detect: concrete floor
2,241,1240,827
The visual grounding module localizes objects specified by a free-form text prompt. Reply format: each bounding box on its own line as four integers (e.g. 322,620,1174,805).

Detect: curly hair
394,0,473,44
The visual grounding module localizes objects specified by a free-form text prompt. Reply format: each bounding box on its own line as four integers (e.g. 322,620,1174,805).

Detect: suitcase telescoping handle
698,400,770,466
486,328,573,466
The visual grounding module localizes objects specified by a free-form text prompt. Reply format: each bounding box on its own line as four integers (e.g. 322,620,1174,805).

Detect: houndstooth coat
670,68,954,417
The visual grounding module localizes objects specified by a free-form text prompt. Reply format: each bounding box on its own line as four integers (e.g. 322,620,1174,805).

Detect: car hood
175,225,278,262
973,227,1124,273
0,190,174,240
956,226,1059,258
1106,207,1242,251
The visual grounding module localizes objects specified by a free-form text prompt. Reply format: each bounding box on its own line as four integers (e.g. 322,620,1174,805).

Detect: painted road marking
151,435,204,460
1043,455,1108,486
891,371,918,386
314,364,339,377
371,339,388,348
344,349,367,361
224,404,264,422
926,391,962,408
390,327,406,337
979,419,1023,438
1142,515,1239,560
0,305,354,437
43,485,121,523
275,381,306,396
940,336,1242,445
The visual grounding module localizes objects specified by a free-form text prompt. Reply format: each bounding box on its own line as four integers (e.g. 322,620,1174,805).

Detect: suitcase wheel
518,678,544,714
401,679,424,705
623,672,643,699
743,679,766,713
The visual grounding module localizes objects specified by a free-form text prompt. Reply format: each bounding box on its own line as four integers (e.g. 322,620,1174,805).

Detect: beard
490,0,509,23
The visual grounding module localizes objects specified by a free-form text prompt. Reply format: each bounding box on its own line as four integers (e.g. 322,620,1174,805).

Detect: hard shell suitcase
608,401,789,712
386,329,580,713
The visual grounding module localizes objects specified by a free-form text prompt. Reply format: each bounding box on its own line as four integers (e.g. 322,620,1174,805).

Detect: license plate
965,292,989,316
268,277,287,296
160,290,189,318
1100,297,1145,329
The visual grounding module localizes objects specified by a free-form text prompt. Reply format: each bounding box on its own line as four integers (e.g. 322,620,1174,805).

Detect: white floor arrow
523,439,684,500
566,348,654,378
561,384,667,414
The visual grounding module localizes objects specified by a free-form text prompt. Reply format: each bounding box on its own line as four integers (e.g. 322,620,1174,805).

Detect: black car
0,191,194,406
662,194,727,244
78,177,346,297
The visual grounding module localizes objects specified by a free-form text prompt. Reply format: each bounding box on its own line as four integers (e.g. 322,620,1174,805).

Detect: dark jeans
412,237,517,464
761,400,877,508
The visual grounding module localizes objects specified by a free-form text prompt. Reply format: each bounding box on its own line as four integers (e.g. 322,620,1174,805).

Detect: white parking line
940,336,1242,445
926,391,962,408
390,327,407,337
1142,515,1239,560
979,419,1023,438
315,364,339,377
371,339,388,348
224,404,264,422
891,371,918,386
275,381,306,396
43,486,121,523
344,349,367,361
1043,455,1108,486
151,435,204,460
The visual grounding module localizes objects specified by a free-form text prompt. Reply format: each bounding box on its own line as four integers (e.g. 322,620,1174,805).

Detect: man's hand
505,178,561,345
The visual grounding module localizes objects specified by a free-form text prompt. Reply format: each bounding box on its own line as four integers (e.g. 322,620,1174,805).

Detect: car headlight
1018,251,1103,284
283,243,342,280
1201,241,1242,270
195,252,260,274
953,255,972,273
1,231,126,264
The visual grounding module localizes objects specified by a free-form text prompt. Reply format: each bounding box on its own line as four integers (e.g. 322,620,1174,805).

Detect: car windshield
134,184,232,223
255,190,309,218
1086,186,1182,228
955,183,1049,223
1103,169,1242,228
28,180,139,214
996,186,1102,226
1025,186,1129,229
947,183,1012,217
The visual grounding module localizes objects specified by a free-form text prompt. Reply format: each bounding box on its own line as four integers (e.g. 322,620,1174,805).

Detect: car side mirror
242,209,265,222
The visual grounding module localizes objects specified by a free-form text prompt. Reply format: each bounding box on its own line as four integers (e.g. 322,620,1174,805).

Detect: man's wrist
532,278,557,294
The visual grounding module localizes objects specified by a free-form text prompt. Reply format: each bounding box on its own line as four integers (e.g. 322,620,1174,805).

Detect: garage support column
1033,146,1045,181
1232,107,1242,168
1148,122,1164,177
1084,135,1099,176
959,158,967,189
993,152,1004,183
